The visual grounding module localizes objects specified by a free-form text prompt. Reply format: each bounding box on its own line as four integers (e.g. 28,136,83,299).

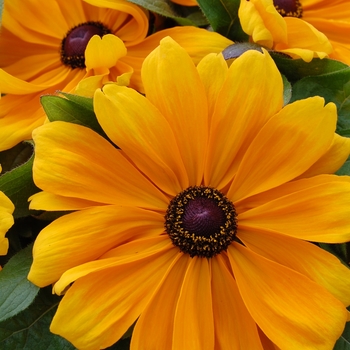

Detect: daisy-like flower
28,38,350,349
0,167,15,256
0,0,232,151
238,0,350,63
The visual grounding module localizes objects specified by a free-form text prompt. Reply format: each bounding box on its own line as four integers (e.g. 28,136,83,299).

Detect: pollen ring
165,186,237,258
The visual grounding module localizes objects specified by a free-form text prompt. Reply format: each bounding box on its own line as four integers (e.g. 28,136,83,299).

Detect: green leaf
0,245,39,323
282,74,292,106
196,0,248,41
334,321,350,350
0,287,74,349
0,143,39,218
40,93,109,140
289,67,350,135
127,0,208,26
336,159,350,176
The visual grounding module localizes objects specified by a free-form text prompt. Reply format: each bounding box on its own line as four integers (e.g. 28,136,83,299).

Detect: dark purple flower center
61,21,111,69
165,186,237,258
273,0,303,18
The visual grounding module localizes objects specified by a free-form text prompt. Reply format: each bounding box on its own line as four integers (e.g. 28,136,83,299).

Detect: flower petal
205,49,283,189
238,229,350,307
0,191,14,256
173,257,214,350
228,97,336,201
238,176,350,242
28,206,165,287
211,255,264,349
142,36,208,186
131,254,189,349
32,121,169,208
94,84,188,195
50,240,177,350
197,52,228,121
228,243,348,350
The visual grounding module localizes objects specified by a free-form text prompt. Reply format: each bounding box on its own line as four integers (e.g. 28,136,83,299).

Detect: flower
238,0,345,63
28,37,350,349
301,0,350,64
0,167,15,256
0,0,232,151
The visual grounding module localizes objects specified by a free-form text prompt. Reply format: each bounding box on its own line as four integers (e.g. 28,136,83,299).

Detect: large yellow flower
28,38,350,349
0,0,232,151
238,0,350,63
0,166,15,256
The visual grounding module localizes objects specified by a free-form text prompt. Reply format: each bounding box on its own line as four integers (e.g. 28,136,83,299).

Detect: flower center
60,21,111,69
165,186,237,258
273,0,303,18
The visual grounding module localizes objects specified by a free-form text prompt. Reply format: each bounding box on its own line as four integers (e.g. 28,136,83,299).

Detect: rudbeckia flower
28,38,350,349
0,168,15,256
0,0,232,151
238,0,345,63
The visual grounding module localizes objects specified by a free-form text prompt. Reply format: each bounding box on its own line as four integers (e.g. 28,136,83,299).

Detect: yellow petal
238,229,350,307
299,133,350,178
29,192,103,211
197,52,228,121
94,84,188,195
131,254,188,349
211,255,264,349
85,34,127,72
238,0,287,47
228,243,348,350
142,36,208,186
32,121,169,208
228,98,336,201
173,257,214,350
205,49,283,189
238,176,350,243
28,206,165,287
0,191,14,255
50,242,177,350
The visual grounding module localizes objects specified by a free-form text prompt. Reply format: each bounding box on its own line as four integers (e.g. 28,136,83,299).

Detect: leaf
0,287,74,350
0,245,39,323
0,143,39,218
196,0,248,41
289,67,350,135
336,159,350,177
40,93,109,140
128,0,208,26
270,53,349,83
334,320,350,350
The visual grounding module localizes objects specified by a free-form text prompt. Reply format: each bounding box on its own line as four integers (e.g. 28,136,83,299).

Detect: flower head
0,0,232,151
28,38,350,349
238,0,348,62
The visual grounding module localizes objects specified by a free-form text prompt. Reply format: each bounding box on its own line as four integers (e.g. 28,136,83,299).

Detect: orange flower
0,0,232,151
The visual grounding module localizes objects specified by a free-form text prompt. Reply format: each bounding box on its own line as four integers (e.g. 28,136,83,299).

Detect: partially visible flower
0,167,15,256
0,0,232,151
171,0,198,6
28,38,350,349
301,0,350,64
238,0,336,62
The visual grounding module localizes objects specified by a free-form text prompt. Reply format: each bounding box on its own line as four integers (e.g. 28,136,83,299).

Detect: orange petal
142,36,208,186
238,176,350,243
211,255,264,349
32,121,169,208
238,229,350,307
50,241,177,350
228,243,348,350
28,206,165,287
205,49,283,189
94,84,188,195
173,257,214,350
131,254,189,349
228,98,336,201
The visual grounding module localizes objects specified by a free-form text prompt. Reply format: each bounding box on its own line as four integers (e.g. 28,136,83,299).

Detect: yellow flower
238,0,341,62
0,0,232,151
28,38,350,349
0,167,15,256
